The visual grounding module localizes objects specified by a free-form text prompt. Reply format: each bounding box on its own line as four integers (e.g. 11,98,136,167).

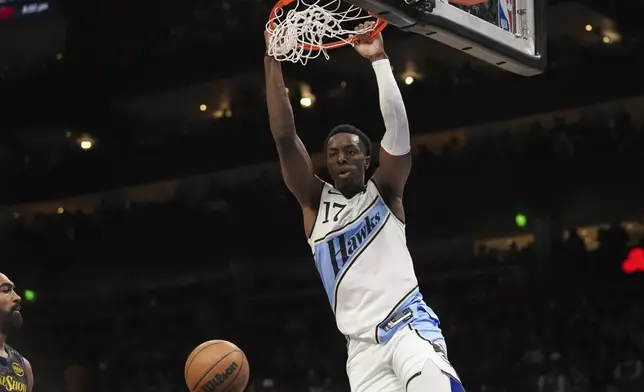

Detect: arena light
23,289,36,302
77,135,96,151
199,104,207,112
57,207,64,214
300,97,313,108
213,95,232,119
299,83,315,108
515,213,527,228
585,24,592,32
602,36,611,44
404,76,415,85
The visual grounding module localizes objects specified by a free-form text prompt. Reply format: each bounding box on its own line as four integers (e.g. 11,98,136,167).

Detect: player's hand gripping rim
349,21,388,62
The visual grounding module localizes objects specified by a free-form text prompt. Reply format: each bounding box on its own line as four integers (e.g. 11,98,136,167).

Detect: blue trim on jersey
313,198,389,310
376,291,444,345
449,374,466,392
409,303,445,348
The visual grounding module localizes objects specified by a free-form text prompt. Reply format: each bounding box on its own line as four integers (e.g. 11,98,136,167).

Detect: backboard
344,0,546,76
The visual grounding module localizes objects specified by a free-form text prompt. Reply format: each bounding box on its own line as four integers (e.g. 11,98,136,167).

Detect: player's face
326,133,370,193
0,274,23,335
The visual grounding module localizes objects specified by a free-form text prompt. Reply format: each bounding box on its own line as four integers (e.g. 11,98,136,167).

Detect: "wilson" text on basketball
201,361,239,392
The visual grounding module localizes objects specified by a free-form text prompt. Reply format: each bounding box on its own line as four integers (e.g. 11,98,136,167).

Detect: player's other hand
350,22,387,61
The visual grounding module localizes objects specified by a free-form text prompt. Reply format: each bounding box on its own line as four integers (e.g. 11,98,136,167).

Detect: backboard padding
344,0,546,76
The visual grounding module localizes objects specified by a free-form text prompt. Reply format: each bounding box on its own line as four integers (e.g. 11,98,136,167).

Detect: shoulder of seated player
23,357,34,392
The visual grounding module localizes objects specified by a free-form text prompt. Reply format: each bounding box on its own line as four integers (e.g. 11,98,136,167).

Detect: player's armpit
372,167,407,224
23,358,34,392
373,151,411,199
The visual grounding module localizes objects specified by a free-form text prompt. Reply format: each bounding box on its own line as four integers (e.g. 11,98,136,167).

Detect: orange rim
268,0,388,51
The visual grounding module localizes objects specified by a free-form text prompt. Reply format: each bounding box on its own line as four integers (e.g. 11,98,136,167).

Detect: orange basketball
184,340,250,392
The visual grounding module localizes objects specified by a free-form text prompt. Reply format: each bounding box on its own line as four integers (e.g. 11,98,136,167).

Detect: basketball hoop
266,0,388,65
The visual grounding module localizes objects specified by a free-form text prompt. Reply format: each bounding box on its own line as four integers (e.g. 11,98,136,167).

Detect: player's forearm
264,56,297,139
372,58,411,156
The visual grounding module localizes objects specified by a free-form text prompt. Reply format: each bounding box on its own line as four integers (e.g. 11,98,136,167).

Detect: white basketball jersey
308,179,420,343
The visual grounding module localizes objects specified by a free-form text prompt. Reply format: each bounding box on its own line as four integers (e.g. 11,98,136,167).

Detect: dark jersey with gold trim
0,345,28,392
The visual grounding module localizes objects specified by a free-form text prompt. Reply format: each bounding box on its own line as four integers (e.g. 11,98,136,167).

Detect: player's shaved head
0,272,23,336
325,124,372,156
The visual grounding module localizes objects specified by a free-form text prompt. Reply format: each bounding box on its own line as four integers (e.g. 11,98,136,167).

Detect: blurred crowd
1,106,643,392
3,45,644,205
9,217,644,392
4,106,644,266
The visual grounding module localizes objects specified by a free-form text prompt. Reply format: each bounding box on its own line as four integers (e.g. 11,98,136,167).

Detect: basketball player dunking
264,24,465,392
0,273,33,392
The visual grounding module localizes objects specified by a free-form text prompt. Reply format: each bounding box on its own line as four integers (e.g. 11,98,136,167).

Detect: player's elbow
273,133,297,146
267,109,297,139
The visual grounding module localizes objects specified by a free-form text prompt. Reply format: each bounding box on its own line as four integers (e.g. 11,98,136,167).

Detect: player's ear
364,155,371,170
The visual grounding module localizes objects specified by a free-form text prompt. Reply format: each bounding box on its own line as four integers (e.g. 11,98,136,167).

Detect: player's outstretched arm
264,32,323,230
351,23,411,216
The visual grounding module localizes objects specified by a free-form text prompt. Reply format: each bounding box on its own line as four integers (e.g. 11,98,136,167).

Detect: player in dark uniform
0,273,33,392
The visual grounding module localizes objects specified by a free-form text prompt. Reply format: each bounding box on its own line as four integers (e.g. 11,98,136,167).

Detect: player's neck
336,183,366,199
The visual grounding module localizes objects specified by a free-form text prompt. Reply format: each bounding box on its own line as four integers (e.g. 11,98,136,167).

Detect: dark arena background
2,0,644,390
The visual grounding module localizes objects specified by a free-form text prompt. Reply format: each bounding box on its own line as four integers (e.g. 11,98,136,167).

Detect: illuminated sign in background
0,0,52,22
622,248,644,274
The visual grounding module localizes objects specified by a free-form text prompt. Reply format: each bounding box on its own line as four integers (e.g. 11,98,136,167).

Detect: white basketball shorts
346,325,465,392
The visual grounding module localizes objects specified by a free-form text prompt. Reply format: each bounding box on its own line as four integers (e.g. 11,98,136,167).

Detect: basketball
184,340,250,392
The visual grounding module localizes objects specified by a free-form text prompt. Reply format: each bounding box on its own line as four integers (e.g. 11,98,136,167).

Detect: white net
266,0,376,65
